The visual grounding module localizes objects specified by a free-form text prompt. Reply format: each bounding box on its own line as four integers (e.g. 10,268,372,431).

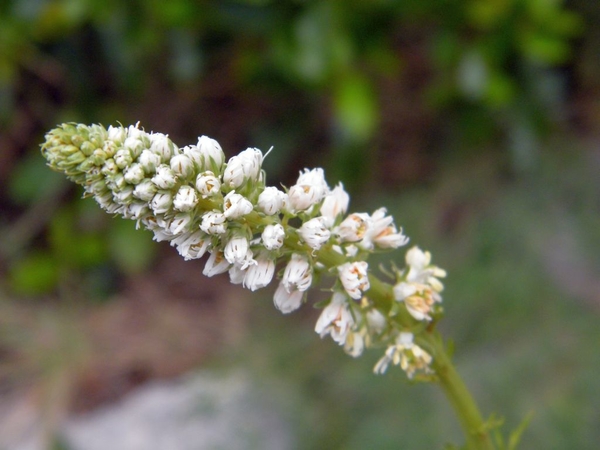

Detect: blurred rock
62,370,292,450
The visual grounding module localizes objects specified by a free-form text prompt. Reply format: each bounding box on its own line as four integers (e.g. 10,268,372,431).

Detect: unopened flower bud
151,164,178,189
223,148,263,189
287,168,329,212
223,191,253,219
151,191,173,214
200,211,227,235
123,163,145,184
257,187,286,215
299,217,331,250
170,154,194,180
320,183,349,227
197,136,225,173
273,282,304,314
149,132,175,162
167,212,193,235
337,213,369,243
195,171,221,198
139,149,162,173
133,179,157,201
171,231,210,260
261,223,285,250
173,185,198,212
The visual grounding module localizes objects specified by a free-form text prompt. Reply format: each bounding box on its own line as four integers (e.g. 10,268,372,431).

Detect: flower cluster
41,122,445,378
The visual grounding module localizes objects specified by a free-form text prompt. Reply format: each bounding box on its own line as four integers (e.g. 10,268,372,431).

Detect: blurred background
0,0,599,448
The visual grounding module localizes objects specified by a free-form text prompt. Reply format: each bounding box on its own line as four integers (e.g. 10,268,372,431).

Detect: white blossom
149,132,174,162
170,154,195,180
196,136,225,173
224,235,250,265
373,332,433,378
257,186,287,215
114,149,133,169
261,223,285,250
123,163,145,184
282,254,312,292
171,231,209,260
337,213,369,243
223,148,263,189
195,171,221,198
151,164,178,189
243,253,275,291
338,261,370,300
273,281,304,314
150,191,173,214
223,191,253,219
107,125,127,143
361,208,407,250
203,250,231,277
287,168,329,212
320,183,349,227
167,212,193,235
200,211,227,235
344,331,365,358
173,185,198,212
139,149,162,173
133,179,157,201
229,265,246,285
298,217,331,250
315,291,354,345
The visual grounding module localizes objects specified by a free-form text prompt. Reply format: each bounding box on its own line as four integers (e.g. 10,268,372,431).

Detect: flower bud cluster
41,122,445,379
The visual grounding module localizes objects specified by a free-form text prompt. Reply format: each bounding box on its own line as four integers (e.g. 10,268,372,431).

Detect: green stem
422,332,496,450
366,276,495,450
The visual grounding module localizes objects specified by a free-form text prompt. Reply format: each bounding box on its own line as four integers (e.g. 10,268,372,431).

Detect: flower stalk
40,122,503,449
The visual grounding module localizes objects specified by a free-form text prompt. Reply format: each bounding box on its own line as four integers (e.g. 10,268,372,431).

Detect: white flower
151,164,177,189
344,331,364,358
257,187,287,215
366,309,386,334
315,291,354,345
113,186,134,204
123,163,145,184
223,148,263,189
229,265,246,285
122,202,149,220
173,185,198,212
170,154,195,180
139,149,162,173
107,125,127,143
362,208,408,250
149,132,174,162
167,212,193,235
114,149,133,169
298,217,331,250
195,171,221,198
282,254,312,292
261,223,285,250
223,191,253,219
171,231,209,260
200,211,227,235
287,168,329,212
373,332,433,378
133,179,157,201
203,250,231,277
224,235,250,265
124,137,145,158
151,191,173,214
273,282,304,314
337,213,369,243
243,253,275,291
196,136,225,173
320,183,349,227
338,261,370,300
393,282,434,321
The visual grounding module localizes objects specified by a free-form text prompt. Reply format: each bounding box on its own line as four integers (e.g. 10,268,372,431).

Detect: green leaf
507,411,534,450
